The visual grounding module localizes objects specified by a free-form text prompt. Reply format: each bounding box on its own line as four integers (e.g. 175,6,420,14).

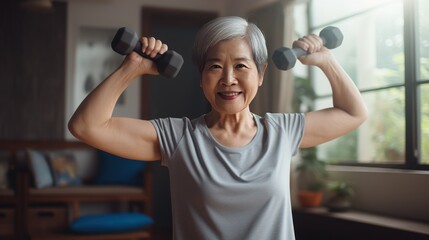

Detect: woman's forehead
206,38,253,59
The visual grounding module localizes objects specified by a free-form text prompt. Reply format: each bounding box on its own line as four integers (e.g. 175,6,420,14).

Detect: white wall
328,166,429,222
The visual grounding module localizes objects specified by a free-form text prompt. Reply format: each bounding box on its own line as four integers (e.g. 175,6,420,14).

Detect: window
417,0,429,164
299,0,428,169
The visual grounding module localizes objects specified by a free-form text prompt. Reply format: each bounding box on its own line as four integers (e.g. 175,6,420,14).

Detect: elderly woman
69,16,367,239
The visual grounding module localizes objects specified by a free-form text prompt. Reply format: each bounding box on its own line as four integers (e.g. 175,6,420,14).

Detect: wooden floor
19,228,172,240
151,228,172,240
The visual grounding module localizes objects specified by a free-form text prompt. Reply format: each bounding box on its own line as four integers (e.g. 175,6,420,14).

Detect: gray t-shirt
151,113,305,240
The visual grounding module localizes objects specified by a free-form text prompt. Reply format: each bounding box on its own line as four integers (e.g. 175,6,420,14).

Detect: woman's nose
220,68,237,86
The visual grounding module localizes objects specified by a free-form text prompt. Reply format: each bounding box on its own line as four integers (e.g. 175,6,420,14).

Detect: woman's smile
217,91,242,100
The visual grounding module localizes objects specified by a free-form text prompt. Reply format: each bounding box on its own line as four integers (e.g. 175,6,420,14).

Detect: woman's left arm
295,34,368,148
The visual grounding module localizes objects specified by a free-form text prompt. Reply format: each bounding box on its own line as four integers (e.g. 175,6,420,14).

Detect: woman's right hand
121,37,169,77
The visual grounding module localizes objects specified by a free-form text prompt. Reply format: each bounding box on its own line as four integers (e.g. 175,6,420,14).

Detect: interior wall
224,0,277,16
328,166,429,223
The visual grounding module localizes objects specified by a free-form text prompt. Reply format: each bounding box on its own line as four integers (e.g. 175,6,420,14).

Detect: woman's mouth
218,91,241,100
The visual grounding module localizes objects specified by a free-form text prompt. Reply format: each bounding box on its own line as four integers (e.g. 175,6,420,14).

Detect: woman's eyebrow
206,57,252,63
234,57,252,62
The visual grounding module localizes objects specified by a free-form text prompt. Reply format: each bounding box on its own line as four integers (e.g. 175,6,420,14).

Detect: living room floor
151,228,172,240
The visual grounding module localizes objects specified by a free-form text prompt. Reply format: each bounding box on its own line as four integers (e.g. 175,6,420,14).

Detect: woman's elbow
355,105,369,127
68,116,87,140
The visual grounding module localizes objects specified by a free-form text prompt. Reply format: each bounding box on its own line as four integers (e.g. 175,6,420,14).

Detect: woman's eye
236,64,248,69
209,64,221,69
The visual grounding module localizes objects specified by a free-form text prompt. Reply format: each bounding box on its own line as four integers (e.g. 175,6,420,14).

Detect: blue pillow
70,213,153,234
95,151,147,186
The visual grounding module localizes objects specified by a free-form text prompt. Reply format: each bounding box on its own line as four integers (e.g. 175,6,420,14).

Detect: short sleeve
150,118,188,166
286,113,305,155
266,113,305,156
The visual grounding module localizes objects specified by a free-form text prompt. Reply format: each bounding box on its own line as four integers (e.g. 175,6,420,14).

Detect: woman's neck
204,109,257,148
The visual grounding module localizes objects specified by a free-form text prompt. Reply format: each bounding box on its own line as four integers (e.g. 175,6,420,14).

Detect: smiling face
201,38,266,115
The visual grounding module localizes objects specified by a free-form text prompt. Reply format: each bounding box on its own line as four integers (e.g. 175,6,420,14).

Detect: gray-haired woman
69,16,367,239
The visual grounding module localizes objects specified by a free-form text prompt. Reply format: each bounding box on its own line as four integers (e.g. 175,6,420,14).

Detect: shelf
293,207,429,240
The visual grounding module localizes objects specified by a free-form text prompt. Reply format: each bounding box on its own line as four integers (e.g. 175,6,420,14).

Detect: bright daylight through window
296,0,429,168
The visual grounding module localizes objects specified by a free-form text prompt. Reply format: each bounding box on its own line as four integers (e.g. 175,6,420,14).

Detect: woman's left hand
292,34,333,68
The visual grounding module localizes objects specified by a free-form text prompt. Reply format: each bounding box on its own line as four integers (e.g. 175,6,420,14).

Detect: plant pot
298,191,323,208
326,197,352,212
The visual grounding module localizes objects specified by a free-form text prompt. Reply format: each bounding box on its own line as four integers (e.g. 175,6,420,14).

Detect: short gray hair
192,16,268,75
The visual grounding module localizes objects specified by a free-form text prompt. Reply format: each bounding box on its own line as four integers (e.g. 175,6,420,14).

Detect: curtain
248,0,296,115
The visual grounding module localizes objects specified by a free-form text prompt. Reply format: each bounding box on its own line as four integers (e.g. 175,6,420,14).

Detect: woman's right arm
68,37,166,161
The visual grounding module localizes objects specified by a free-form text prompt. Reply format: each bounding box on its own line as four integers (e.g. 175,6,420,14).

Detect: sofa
0,140,154,240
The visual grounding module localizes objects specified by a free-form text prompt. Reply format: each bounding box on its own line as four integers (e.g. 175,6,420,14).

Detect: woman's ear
259,63,268,86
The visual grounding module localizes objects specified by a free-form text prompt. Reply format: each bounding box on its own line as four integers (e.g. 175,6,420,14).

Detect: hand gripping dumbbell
272,26,343,71
111,27,184,78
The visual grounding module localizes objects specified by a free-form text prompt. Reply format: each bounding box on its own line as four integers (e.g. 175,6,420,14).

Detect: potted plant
296,148,328,208
326,180,354,212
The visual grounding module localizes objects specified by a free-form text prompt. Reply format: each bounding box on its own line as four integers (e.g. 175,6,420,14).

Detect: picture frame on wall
74,26,125,109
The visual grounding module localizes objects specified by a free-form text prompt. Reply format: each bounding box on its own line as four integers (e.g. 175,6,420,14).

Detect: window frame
306,0,429,170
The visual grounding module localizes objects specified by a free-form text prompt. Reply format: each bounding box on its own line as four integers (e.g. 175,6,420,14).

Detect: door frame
140,7,217,119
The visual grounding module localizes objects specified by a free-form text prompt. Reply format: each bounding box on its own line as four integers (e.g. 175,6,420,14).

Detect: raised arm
295,34,368,148
68,37,166,161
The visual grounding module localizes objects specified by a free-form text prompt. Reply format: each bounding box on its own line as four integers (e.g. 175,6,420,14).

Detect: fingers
141,37,168,58
293,34,324,54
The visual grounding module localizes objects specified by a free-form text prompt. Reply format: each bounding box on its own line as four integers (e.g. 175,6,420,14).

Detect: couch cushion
48,151,81,187
28,150,54,189
95,151,147,186
70,213,153,234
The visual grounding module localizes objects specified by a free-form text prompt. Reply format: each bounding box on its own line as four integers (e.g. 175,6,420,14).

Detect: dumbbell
272,26,343,71
111,27,184,78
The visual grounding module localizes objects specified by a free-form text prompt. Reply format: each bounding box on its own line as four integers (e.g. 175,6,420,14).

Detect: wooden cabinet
0,208,15,237
27,206,68,235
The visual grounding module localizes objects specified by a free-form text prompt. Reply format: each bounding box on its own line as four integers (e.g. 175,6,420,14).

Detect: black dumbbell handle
291,48,307,59
272,26,343,71
132,44,184,79
111,27,183,78
111,27,163,59
132,41,162,61
290,35,332,59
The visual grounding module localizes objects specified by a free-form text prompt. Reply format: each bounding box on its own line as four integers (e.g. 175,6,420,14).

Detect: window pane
311,0,398,27
315,88,405,164
418,0,429,80
420,84,429,164
312,0,404,96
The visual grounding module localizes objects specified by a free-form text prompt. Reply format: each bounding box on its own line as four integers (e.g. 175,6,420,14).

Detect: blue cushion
71,213,153,234
95,151,147,186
